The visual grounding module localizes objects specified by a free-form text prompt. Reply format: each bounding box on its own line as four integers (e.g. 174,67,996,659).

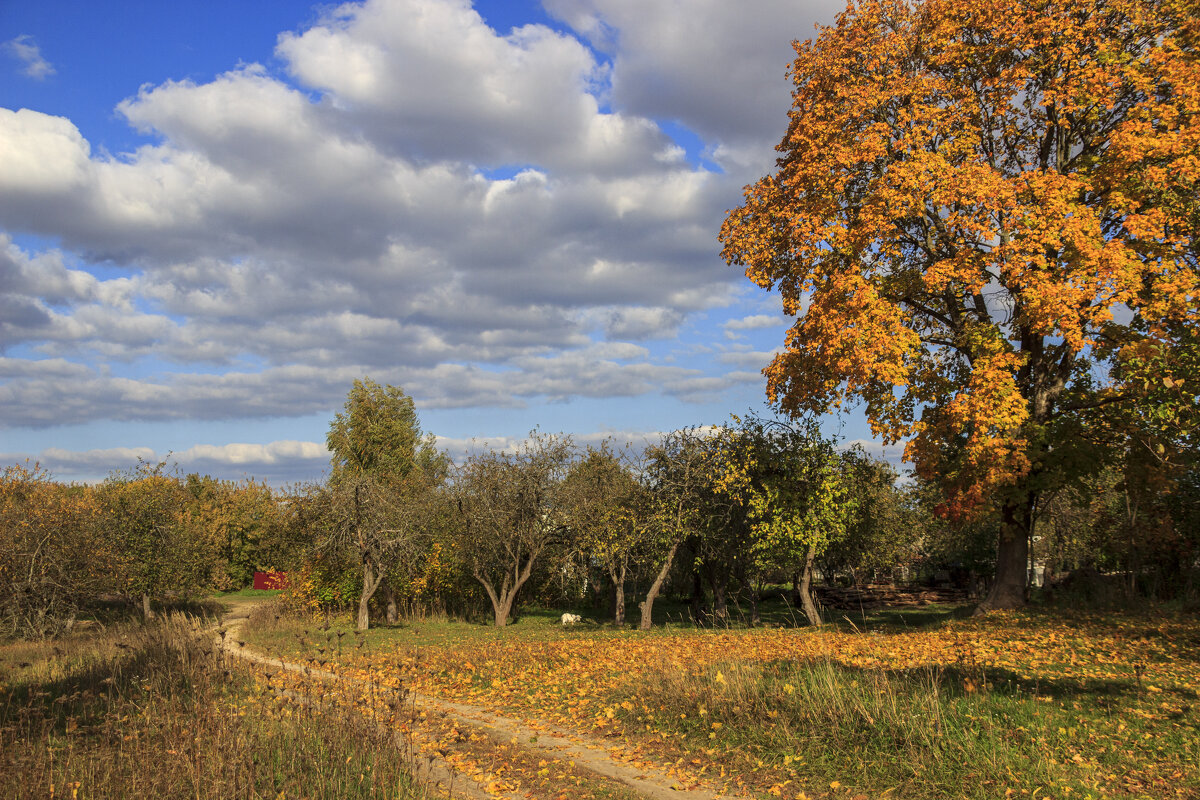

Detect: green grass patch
214,588,283,598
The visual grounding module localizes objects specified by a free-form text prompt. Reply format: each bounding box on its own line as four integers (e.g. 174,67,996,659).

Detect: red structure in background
253,571,289,590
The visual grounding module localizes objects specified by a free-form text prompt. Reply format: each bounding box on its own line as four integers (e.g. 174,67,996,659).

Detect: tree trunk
476,555,537,627
357,591,371,631
639,540,681,631
1124,486,1139,595
712,577,728,624
384,583,397,625
477,576,510,627
976,494,1033,613
494,596,514,627
357,553,385,631
610,562,627,626
689,569,706,625
141,592,154,621
744,574,761,627
798,544,821,627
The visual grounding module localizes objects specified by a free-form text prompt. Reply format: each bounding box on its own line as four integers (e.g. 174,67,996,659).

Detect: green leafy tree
325,378,447,630
717,417,855,626
563,441,648,626
181,475,289,590
99,460,212,620
639,428,714,630
688,428,756,625
821,450,921,586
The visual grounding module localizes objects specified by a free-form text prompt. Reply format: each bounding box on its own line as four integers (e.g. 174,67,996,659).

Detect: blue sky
1,0,898,483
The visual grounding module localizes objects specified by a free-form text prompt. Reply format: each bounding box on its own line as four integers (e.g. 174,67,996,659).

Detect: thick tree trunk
976,495,1033,613
477,555,537,627
798,544,821,627
494,596,515,627
639,540,681,630
141,592,154,621
478,577,510,627
357,590,372,631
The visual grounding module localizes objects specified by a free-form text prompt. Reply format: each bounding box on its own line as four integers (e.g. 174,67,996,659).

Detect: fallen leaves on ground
246,610,1200,799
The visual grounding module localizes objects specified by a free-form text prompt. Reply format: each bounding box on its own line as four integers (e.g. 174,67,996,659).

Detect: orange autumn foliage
720,0,1199,607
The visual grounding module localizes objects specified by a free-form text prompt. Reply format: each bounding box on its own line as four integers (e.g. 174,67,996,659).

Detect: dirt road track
216,607,753,800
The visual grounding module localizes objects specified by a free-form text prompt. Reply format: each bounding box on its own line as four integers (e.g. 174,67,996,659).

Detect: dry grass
0,613,427,800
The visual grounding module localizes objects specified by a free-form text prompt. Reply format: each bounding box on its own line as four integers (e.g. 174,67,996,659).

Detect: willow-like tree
721,0,1199,610
326,378,446,630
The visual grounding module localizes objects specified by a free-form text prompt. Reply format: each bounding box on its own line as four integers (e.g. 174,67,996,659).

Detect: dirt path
216,606,753,800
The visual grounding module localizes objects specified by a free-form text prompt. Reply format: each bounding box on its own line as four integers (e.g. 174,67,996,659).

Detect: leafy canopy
720,0,1199,516
327,377,442,488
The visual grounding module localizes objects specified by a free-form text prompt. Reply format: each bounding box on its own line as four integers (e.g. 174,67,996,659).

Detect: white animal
560,613,582,626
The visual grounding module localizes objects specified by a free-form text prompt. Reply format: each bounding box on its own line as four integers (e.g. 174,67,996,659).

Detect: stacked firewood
813,583,969,610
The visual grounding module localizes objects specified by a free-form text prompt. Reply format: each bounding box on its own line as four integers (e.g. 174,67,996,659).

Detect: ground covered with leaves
244,605,1200,800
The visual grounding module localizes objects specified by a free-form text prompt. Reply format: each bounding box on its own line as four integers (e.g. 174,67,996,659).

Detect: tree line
0,461,295,637
5,377,1197,638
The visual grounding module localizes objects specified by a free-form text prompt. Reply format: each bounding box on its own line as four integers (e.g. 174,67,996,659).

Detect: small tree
453,431,576,627
563,442,647,626
99,459,212,620
0,464,109,637
325,378,446,630
181,475,287,591
639,428,713,630
821,450,921,586
717,416,855,627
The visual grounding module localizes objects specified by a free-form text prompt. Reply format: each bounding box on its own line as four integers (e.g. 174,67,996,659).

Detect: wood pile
813,583,969,609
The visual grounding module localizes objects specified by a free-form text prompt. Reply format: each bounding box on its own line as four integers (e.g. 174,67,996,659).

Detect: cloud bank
0,0,846,481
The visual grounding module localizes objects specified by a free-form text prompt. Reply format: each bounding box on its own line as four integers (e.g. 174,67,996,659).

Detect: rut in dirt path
215,608,753,800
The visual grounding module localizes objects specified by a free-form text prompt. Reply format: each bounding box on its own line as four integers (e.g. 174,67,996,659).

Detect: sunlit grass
0,614,427,800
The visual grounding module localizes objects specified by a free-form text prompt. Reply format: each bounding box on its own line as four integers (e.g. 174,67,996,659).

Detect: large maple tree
721,0,1198,609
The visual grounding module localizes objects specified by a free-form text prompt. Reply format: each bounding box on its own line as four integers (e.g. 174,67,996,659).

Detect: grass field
243,601,1200,800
